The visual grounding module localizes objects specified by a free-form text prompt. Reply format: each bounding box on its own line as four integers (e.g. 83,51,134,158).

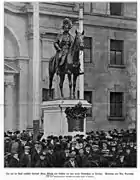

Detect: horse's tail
48,56,56,92
49,55,56,75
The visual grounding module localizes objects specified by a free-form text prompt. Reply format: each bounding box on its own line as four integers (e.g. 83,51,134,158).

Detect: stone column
17,58,29,131
33,2,40,123
79,3,84,100
4,81,15,131
26,8,41,130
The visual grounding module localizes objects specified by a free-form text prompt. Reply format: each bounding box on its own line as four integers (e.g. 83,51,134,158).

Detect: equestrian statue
49,18,84,99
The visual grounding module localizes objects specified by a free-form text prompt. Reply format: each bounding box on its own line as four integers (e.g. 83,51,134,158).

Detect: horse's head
75,29,84,51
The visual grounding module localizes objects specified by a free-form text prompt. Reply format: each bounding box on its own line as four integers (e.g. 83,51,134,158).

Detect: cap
11,151,18,155
25,146,30,150
111,144,117,147
92,144,99,148
119,152,124,156
7,130,12,134
15,130,20,134
69,153,75,158
5,136,10,140
61,138,67,142
47,145,54,150
125,145,131,150
94,141,99,145
101,139,108,143
40,152,46,157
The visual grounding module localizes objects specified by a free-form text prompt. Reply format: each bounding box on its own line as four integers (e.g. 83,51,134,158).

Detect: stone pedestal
41,99,91,136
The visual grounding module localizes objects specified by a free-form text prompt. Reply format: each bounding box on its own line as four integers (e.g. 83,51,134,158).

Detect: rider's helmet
62,18,72,30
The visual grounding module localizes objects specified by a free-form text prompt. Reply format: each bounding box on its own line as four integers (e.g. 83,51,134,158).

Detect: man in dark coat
9,152,20,167
4,137,11,153
131,144,137,167
84,144,92,157
90,144,100,167
8,135,20,154
18,136,31,158
124,146,133,167
19,146,31,167
31,142,42,167
60,148,70,166
116,152,126,167
45,146,55,167
35,152,48,167
76,148,90,167
64,153,78,167
53,143,65,167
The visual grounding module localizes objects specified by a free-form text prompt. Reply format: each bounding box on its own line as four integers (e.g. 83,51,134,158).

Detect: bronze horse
49,30,84,99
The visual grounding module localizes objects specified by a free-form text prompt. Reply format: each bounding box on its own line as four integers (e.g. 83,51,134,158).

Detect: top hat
85,144,91,148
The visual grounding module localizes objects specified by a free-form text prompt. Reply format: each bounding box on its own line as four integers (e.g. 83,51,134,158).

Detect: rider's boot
56,68,59,75
78,68,84,75
56,64,60,75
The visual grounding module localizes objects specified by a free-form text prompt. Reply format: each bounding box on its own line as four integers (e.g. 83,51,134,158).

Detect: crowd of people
4,128,136,168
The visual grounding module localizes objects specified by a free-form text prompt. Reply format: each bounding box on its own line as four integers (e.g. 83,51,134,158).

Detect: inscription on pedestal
75,118,84,131
67,117,84,132
65,102,87,133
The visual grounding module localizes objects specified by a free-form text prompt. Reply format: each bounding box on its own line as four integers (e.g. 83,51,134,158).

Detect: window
84,91,92,117
42,88,54,101
110,3,122,16
110,40,123,65
84,37,92,63
110,92,123,117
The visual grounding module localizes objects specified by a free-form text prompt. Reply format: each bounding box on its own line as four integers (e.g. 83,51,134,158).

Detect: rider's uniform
54,32,74,72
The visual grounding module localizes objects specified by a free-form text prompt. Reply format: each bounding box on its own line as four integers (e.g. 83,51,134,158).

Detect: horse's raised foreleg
59,73,65,98
73,74,78,99
68,73,72,99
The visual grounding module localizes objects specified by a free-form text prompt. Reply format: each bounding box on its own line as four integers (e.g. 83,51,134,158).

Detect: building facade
4,2,137,132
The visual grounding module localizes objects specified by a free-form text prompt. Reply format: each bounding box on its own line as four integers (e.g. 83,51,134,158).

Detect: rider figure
54,18,84,75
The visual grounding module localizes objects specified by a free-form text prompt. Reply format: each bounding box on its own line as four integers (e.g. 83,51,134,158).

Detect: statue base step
41,99,91,137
